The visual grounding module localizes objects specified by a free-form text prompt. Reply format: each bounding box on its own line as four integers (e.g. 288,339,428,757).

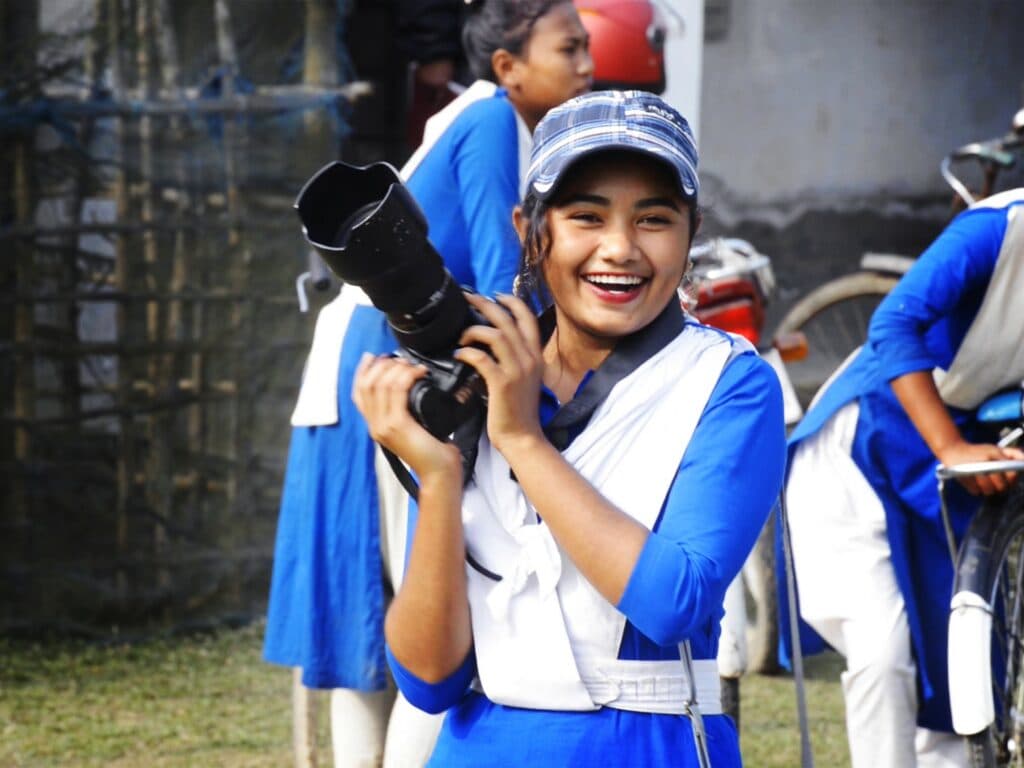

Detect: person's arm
455,293,649,602
456,295,786,623
351,354,472,683
618,353,786,644
386,644,477,713
868,209,1003,377
869,208,1020,494
891,371,1022,495
451,100,523,295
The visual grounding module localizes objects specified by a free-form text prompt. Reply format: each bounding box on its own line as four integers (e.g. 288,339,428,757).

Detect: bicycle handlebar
936,459,1024,480
940,129,1023,205
950,139,1018,168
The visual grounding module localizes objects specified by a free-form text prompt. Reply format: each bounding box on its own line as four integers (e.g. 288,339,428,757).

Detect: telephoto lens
295,161,487,440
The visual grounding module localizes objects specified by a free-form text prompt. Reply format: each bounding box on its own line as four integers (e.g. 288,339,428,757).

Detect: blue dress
782,196,1022,730
264,91,525,689
389,347,787,766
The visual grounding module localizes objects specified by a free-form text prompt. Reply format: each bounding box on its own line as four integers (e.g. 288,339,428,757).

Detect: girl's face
536,153,693,351
504,3,592,130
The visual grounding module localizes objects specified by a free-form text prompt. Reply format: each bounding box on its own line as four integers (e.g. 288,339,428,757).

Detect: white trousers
787,402,966,768
329,687,443,768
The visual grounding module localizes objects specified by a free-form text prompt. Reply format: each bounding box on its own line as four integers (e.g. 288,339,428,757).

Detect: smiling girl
353,91,785,767
265,3,592,766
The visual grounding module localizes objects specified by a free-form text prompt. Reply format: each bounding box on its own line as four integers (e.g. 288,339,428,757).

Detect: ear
512,205,529,244
491,48,522,91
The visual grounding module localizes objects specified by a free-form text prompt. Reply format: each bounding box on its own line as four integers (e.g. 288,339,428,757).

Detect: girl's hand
454,293,545,454
938,441,1024,496
352,353,461,482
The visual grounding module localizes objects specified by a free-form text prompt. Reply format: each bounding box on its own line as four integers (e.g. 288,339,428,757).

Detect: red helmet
574,0,667,94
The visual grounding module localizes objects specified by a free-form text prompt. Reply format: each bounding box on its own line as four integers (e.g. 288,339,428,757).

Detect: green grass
0,621,310,767
740,653,851,767
1,622,850,767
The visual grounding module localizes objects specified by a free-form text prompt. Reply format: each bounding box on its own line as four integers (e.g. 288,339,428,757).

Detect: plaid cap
526,90,699,203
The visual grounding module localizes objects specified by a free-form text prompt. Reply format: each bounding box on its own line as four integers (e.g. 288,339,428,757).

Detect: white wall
691,0,1024,210
660,0,705,145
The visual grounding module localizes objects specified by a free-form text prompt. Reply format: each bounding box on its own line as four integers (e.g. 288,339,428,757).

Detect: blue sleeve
867,206,1005,381
450,98,523,296
617,351,787,646
385,645,477,714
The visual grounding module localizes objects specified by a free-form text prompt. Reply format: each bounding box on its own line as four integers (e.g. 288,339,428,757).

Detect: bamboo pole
213,0,247,623
135,0,173,598
286,4,345,766
12,142,34,529
302,0,341,165
153,0,198,531
9,0,40,535
292,669,319,768
0,83,371,120
107,0,135,605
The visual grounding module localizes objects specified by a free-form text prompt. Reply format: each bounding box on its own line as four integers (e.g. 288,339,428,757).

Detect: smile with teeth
582,273,647,293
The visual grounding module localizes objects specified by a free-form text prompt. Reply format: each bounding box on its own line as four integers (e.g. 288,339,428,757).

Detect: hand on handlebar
937,441,1024,496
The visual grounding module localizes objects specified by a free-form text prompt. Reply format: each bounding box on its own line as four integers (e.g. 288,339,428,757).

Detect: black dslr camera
295,161,487,441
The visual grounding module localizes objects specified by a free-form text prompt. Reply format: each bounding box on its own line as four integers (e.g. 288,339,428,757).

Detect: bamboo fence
0,0,381,636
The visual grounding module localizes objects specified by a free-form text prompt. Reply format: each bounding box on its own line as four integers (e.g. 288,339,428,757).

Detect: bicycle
775,107,1024,408
943,389,1024,767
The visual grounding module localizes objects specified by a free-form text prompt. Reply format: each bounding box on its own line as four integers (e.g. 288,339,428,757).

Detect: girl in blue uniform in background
264,2,592,766
786,189,1024,767
352,91,785,767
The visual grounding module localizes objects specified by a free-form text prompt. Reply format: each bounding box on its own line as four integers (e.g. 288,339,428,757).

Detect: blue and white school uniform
784,190,1024,757
264,84,530,689
389,306,787,766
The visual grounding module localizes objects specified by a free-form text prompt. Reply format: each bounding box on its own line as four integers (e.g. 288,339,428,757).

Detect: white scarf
462,324,746,710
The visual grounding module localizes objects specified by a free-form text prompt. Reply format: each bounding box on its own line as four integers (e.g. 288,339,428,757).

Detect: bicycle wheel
958,481,1024,768
775,272,898,408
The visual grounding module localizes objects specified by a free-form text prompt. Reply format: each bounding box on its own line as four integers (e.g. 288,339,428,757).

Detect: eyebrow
559,193,681,212
636,196,682,211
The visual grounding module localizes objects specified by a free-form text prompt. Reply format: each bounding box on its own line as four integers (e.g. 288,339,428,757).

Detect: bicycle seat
977,388,1024,424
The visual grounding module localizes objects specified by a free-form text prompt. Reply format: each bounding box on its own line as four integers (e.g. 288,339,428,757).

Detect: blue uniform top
784,196,1022,730
264,91,527,690
405,90,523,297
389,347,786,767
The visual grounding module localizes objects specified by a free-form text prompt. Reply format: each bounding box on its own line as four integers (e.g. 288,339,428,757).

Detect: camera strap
380,407,485,501
541,300,688,451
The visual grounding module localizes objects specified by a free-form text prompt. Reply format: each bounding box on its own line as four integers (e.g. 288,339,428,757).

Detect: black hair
461,0,565,82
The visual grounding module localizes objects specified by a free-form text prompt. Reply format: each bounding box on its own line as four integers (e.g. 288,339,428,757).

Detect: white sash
462,324,745,711
290,285,371,427
939,195,1024,410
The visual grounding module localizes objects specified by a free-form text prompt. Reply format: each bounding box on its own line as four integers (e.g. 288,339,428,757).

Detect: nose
578,47,594,78
597,223,638,264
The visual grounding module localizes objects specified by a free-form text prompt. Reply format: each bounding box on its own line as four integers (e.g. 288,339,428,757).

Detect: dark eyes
561,37,588,56
639,214,672,226
566,211,674,226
